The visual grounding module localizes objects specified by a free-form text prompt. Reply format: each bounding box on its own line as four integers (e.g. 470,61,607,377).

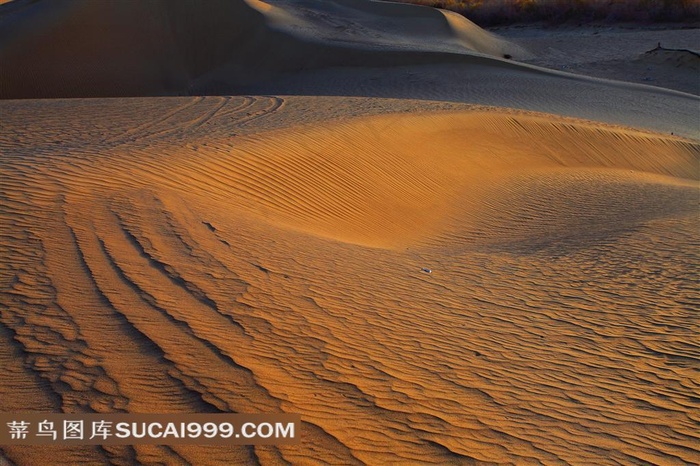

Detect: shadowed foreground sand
1,96,698,465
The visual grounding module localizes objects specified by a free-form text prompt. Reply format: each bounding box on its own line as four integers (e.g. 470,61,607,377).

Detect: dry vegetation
392,0,700,25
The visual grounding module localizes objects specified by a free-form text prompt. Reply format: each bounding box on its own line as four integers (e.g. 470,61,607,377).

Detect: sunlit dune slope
1,96,698,465
0,0,524,99
79,110,697,249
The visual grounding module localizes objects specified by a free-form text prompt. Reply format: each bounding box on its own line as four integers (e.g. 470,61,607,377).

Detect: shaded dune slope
638,47,700,71
1,96,698,465
0,0,524,99
254,0,524,57
2,0,697,140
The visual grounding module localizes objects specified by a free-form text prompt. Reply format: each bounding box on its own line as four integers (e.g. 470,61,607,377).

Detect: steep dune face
1,96,698,464
0,0,525,99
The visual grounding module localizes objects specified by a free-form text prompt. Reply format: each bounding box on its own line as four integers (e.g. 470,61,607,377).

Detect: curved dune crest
440,8,528,58
156,110,697,248
250,0,528,58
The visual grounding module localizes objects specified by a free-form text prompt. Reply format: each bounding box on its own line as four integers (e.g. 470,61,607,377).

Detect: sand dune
1,0,699,465
0,0,525,99
1,95,698,465
2,0,697,139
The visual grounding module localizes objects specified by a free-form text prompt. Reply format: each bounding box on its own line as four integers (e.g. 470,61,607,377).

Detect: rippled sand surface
1,96,698,465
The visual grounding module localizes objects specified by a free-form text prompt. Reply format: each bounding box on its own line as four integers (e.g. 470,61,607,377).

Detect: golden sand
0,0,698,464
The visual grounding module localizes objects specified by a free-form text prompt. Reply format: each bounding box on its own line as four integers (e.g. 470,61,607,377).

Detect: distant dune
1,0,697,138
0,0,524,99
1,1,698,465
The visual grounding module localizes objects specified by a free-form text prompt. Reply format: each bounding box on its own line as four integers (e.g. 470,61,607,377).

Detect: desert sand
1,1,698,465
495,24,700,95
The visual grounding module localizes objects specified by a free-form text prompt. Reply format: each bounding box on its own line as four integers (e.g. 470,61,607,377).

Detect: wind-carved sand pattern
1,95,698,465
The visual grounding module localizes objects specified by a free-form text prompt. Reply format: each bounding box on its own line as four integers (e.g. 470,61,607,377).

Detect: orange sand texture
1,1,698,465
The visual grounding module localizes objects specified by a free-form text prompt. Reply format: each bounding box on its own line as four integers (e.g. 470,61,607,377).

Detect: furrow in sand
0,204,128,415
92,227,268,411
65,207,229,414
101,96,206,146
233,96,286,129
98,202,366,462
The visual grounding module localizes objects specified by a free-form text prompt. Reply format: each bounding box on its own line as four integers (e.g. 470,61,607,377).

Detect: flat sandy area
1,1,698,465
495,24,699,95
